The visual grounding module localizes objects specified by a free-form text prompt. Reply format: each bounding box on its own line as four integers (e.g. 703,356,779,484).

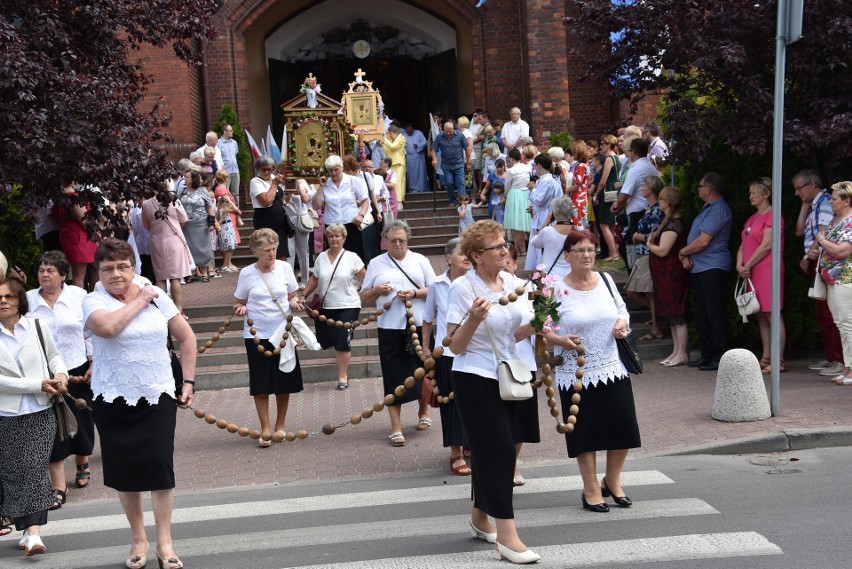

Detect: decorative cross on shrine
354,68,366,83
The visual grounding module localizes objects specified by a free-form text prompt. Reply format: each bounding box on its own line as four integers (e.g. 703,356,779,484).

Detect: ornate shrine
341,68,386,142
280,74,352,182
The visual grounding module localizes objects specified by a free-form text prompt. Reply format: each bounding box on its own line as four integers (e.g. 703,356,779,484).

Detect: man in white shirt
217,125,241,205
500,107,530,153
196,131,224,175
612,138,658,268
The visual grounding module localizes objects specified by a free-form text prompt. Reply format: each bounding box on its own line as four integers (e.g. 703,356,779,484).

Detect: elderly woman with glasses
445,220,540,564
360,220,436,447
0,275,68,556
543,230,641,514
250,155,291,260
83,239,196,569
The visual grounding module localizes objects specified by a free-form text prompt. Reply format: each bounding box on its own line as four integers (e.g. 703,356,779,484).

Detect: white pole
769,0,789,416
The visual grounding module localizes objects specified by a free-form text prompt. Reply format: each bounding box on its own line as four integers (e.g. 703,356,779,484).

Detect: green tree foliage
0,189,46,282
212,105,251,192
548,131,575,151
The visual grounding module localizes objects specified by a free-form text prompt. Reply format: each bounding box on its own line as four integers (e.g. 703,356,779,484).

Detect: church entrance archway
243,0,474,143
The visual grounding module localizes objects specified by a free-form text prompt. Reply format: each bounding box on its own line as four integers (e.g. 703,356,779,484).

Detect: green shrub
548,131,574,151
0,188,44,286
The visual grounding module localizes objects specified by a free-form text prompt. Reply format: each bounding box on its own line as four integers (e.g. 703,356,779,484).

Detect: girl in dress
458,194,475,234
217,195,239,271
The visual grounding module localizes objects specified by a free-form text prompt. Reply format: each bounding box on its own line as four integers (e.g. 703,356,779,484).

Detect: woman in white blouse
421,237,472,475
543,230,641,514
234,229,303,448
300,223,365,390
446,220,540,565
312,154,370,262
26,252,94,510
529,196,574,278
0,275,68,556
360,220,436,447
285,179,317,288
83,239,196,569
502,148,532,255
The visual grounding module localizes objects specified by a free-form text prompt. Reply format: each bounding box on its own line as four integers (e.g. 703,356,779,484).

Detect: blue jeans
441,166,465,203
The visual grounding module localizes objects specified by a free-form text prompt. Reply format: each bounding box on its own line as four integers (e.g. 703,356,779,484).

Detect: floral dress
570,161,590,228
819,213,852,285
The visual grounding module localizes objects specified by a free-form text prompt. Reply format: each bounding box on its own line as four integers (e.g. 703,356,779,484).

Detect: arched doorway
241,0,474,142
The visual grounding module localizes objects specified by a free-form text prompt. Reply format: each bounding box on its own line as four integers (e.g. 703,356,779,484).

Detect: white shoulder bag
466,275,532,401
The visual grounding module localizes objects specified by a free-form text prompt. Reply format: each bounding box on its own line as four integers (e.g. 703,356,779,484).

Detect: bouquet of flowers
528,264,568,352
300,76,322,108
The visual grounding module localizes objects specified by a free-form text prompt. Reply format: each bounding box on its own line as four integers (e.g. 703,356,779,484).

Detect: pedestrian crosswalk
0,469,782,568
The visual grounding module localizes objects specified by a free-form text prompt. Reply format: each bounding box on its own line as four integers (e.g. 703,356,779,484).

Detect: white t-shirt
234,261,299,338
447,271,528,380
361,251,437,329
422,271,457,357
27,284,91,370
249,176,276,209
321,174,368,226
529,227,573,278
311,250,364,309
83,286,179,405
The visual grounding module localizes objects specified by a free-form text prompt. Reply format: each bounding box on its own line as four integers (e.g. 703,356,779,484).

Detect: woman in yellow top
382,125,407,205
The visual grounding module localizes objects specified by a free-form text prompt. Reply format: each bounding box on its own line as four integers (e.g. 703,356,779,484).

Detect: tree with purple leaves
563,0,851,179
0,0,218,222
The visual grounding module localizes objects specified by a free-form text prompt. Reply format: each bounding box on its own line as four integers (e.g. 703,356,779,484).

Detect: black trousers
691,268,731,362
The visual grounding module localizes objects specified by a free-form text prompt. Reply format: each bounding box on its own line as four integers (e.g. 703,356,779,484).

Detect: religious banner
341,68,386,142
280,74,352,182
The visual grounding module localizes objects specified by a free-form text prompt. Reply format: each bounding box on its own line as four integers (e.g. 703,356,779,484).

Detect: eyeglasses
477,242,510,252
259,167,273,172
569,248,596,256
0,294,19,303
794,181,813,191
389,238,408,245
98,263,134,273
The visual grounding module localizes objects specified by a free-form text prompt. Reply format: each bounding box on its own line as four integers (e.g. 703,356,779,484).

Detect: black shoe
688,358,710,368
601,477,632,508
581,492,609,513
699,360,720,371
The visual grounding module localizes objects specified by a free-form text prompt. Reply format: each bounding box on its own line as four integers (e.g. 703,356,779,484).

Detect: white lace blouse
447,270,525,381
553,272,629,390
83,289,179,405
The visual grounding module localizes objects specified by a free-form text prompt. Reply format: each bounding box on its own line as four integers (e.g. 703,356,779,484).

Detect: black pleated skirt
435,356,467,448
378,327,422,405
92,393,176,492
245,339,305,396
560,376,641,458
50,362,96,462
453,371,541,519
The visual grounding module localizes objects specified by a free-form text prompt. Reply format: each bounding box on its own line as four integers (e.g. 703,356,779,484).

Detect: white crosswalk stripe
0,469,782,568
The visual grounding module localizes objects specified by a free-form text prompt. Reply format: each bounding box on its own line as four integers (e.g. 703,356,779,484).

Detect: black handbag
599,272,643,374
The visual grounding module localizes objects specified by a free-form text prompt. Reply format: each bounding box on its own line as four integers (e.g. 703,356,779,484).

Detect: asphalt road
2,446,848,568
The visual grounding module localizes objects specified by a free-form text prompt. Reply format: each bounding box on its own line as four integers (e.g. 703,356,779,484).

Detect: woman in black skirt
360,220,436,447
26,251,96,508
446,220,541,564
83,239,197,569
249,155,291,260
234,229,304,447
299,223,365,390
544,230,641,513
421,237,472,474
0,275,68,556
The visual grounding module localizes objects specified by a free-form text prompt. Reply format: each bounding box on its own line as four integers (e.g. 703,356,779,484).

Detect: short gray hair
324,154,343,170
550,196,573,221
176,158,193,173
189,150,202,162
382,219,412,240
445,237,461,256
547,146,565,161
254,155,275,171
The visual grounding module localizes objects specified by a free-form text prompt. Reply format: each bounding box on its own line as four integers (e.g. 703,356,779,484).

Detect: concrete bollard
712,348,771,422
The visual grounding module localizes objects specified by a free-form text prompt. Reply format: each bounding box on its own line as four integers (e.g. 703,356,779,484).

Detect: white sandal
389,432,406,446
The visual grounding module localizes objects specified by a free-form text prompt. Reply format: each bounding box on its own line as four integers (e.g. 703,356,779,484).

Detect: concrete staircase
193,191,675,390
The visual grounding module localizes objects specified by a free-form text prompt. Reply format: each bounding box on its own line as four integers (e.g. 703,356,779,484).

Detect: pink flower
542,287,552,298
531,272,541,280
559,288,570,297
536,264,546,271
542,274,560,285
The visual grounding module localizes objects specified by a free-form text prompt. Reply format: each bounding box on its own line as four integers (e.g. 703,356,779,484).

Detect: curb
658,426,852,456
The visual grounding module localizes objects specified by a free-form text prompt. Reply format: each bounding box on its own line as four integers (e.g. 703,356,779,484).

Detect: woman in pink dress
736,177,786,373
141,188,193,315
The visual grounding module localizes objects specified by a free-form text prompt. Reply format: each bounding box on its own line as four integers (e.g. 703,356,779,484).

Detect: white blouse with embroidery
553,272,629,390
